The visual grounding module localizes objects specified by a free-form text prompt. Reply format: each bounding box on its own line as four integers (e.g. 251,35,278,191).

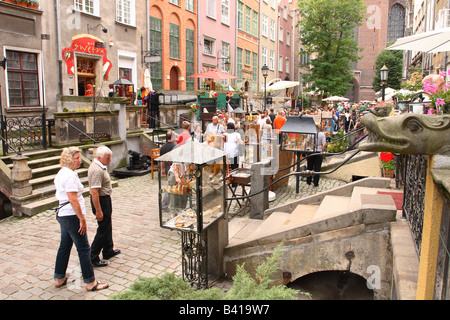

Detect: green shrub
111,243,307,300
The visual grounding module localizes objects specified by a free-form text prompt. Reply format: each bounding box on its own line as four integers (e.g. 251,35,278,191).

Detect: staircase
227,183,403,249
224,180,404,299
0,148,118,216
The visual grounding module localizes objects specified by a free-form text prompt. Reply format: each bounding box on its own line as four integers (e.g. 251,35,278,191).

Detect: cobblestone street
0,173,346,300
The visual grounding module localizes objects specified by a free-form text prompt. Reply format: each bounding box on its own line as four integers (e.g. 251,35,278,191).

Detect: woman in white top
53,147,108,292
223,122,244,170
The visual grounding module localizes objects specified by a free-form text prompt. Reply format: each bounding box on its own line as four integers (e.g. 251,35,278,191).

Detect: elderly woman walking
53,147,108,292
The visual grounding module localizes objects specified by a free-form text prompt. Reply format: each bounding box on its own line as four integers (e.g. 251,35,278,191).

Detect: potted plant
380,152,395,178
27,0,39,8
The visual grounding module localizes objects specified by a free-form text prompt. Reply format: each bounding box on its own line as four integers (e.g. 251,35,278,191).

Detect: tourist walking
89,145,120,268
224,122,244,170
177,121,192,146
306,124,327,187
54,147,109,291
205,116,225,135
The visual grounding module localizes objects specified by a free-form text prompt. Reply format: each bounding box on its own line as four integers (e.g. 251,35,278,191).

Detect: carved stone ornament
359,113,450,156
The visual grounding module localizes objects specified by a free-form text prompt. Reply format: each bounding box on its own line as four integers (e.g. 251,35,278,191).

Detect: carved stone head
359,113,450,155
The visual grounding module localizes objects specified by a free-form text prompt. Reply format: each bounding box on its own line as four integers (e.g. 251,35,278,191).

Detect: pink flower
436,98,446,107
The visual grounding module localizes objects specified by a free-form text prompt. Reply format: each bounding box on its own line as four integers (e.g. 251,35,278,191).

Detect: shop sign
62,33,112,80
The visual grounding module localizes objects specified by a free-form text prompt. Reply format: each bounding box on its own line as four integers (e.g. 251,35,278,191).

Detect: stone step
21,187,91,217
7,155,61,169
21,180,119,216
29,168,88,189
286,204,319,227
228,217,264,246
0,148,63,165
313,195,351,221
349,186,403,212
246,212,293,241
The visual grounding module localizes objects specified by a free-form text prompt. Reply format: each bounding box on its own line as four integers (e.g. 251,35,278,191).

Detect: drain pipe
55,0,63,95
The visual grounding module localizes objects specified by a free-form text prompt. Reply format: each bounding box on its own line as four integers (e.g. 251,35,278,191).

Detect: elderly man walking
88,145,120,267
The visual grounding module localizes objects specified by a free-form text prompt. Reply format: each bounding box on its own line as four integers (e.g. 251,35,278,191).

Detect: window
285,58,290,74
245,6,251,33
186,29,195,90
237,2,244,30
186,0,194,11
283,6,287,20
387,4,406,43
220,42,230,87
245,49,251,66
270,0,275,10
169,23,180,59
150,17,162,89
279,26,283,42
203,38,214,55
261,47,267,68
6,50,40,107
278,55,283,72
236,47,243,87
116,0,135,26
252,52,258,83
220,42,230,72
270,20,275,41
169,0,179,5
262,14,268,37
74,0,100,16
221,0,230,25
207,0,216,19
269,50,274,70
286,31,291,46
252,11,258,37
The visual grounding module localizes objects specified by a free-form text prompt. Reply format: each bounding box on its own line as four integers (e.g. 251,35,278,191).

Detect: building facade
149,0,197,91
236,0,259,91
350,0,407,102
277,0,293,83
260,0,279,90
197,0,237,90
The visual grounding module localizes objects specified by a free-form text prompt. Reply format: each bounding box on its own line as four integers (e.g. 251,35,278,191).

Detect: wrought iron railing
1,115,45,155
402,154,428,256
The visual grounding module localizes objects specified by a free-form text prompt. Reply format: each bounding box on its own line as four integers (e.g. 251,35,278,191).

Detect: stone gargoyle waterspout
359,113,450,155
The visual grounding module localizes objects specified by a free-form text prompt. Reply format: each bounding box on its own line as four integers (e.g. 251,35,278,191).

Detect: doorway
170,67,179,90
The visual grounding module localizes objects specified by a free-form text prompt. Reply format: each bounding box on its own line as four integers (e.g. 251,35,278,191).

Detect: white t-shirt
54,166,86,217
224,132,241,159
205,123,225,134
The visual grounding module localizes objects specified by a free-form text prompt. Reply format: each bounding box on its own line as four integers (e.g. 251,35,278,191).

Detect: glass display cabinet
156,140,228,234
279,116,319,193
280,116,319,153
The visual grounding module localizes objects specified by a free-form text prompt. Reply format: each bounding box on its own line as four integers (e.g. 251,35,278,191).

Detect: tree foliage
372,48,404,92
297,0,366,97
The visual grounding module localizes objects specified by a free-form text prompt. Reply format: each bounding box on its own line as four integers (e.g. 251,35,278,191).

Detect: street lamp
380,64,389,102
261,64,269,111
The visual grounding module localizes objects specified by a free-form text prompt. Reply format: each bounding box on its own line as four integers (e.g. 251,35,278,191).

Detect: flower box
383,169,395,178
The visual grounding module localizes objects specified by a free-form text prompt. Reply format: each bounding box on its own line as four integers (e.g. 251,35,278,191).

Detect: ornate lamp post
261,64,269,111
380,64,389,102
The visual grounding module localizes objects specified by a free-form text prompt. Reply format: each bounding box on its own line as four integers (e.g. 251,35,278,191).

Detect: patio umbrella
143,68,152,91
265,81,300,92
323,96,349,102
387,27,450,53
188,69,238,80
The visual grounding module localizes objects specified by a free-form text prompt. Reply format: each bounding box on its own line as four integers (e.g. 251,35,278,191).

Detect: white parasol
144,68,153,91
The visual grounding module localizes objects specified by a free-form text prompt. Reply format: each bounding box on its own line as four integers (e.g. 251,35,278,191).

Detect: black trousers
306,154,323,187
90,195,114,261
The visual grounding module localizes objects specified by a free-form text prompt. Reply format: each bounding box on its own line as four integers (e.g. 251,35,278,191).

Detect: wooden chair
150,148,160,179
